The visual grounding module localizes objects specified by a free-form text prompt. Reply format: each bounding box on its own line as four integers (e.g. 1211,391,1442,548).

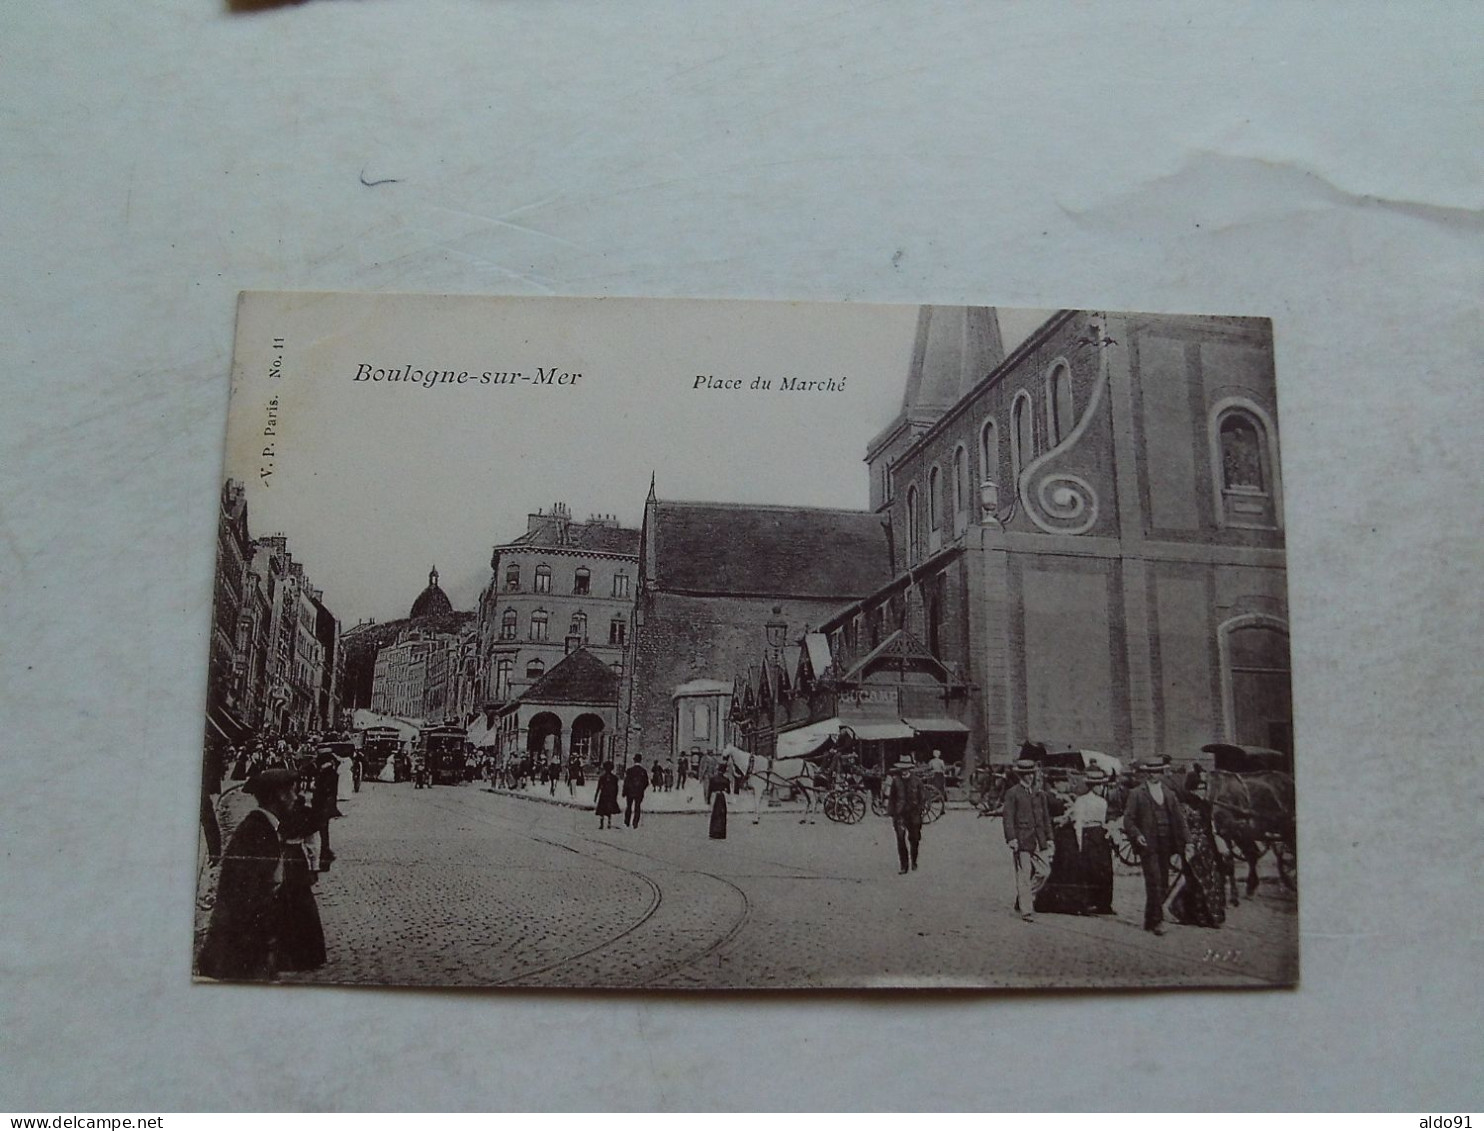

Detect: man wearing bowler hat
197,767,298,980
1002,756,1051,921
1122,759,1189,935
886,757,925,874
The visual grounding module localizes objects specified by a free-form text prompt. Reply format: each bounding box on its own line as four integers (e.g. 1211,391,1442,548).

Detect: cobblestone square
204,779,1298,990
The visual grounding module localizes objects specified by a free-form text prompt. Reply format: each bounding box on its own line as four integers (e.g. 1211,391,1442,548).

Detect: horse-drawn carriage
417,724,468,786
1202,742,1296,894
970,747,1123,818
359,726,402,781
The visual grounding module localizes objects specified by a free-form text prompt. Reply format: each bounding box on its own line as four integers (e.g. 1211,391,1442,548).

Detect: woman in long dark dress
1033,769,1115,915
1074,768,1115,913
707,768,729,840
274,799,326,972
594,761,620,829
1169,791,1226,927
1033,790,1088,914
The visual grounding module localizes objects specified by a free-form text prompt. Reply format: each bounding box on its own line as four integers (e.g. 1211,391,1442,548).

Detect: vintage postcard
195,292,1297,990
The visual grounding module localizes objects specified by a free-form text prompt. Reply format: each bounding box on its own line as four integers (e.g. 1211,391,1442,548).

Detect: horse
1207,769,1296,900
715,745,825,824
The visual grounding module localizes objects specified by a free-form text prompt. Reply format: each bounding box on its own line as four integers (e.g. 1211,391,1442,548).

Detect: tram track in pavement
412,787,755,988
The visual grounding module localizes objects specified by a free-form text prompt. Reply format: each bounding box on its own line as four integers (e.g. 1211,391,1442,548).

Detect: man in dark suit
197,768,298,981
622,754,651,828
1002,757,1051,921
1122,759,1190,935
886,759,925,874
311,748,341,869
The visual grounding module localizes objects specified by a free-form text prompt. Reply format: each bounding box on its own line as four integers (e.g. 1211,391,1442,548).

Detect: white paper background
2,0,1480,1112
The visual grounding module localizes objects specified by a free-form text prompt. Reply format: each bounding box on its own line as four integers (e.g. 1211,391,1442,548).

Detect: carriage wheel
1112,833,1141,869
870,791,889,818
841,790,867,824
822,790,844,824
920,787,946,825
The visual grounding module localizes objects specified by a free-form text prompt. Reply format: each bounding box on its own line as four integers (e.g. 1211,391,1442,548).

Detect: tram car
417,724,468,786
359,726,403,781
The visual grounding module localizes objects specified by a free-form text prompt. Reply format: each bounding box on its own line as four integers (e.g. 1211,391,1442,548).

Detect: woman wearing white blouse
1073,767,1116,914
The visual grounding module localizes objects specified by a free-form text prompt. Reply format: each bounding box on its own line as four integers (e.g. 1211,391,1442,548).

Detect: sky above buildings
225,294,1052,626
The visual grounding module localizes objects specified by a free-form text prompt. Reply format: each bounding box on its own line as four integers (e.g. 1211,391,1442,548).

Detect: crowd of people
197,723,1242,982
958,745,1231,935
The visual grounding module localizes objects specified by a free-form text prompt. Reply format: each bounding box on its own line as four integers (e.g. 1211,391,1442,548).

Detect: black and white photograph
196,292,1297,990
7,0,1481,1111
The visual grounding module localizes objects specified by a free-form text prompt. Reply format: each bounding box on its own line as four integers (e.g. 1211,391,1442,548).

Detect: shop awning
775,717,841,760
466,716,499,748
847,720,915,741
903,716,970,734
207,705,252,744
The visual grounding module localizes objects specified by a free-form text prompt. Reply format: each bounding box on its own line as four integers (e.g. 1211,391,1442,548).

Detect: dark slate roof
508,522,640,557
518,647,620,706
651,501,891,599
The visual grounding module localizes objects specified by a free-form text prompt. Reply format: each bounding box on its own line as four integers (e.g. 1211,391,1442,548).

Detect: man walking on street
1123,759,1189,935
311,747,341,871
886,758,924,874
1002,756,1051,921
622,753,651,828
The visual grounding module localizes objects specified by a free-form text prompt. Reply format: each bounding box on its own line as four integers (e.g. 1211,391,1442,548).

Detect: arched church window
1012,392,1034,483
1048,362,1074,445
953,445,969,535
979,419,997,484
905,485,920,565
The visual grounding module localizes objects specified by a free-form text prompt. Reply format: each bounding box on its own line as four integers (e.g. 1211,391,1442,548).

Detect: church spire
901,306,1006,415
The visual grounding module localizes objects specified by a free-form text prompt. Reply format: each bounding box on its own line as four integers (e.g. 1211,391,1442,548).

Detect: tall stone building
622,485,893,762
207,481,340,738
804,306,1290,778
475,503,640,713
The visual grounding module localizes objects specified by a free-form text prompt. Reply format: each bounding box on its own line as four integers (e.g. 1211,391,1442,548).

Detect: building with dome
345,566,475,721
409,566,454,619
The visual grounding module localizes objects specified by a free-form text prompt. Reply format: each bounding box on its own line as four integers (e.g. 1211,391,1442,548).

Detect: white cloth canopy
848,720,915,741
1079,750,1122,775
775,717,840,759
902,716,970,734
466,716,499,748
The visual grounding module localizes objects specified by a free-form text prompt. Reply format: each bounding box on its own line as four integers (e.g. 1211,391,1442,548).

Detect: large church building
811,306,1290,777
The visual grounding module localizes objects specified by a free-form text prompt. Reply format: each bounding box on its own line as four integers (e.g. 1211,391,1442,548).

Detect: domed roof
410,566,453,619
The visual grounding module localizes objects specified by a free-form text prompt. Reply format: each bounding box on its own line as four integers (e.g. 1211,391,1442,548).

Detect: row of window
503,563,630,598
896,378,1278,561
497,608,628,645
